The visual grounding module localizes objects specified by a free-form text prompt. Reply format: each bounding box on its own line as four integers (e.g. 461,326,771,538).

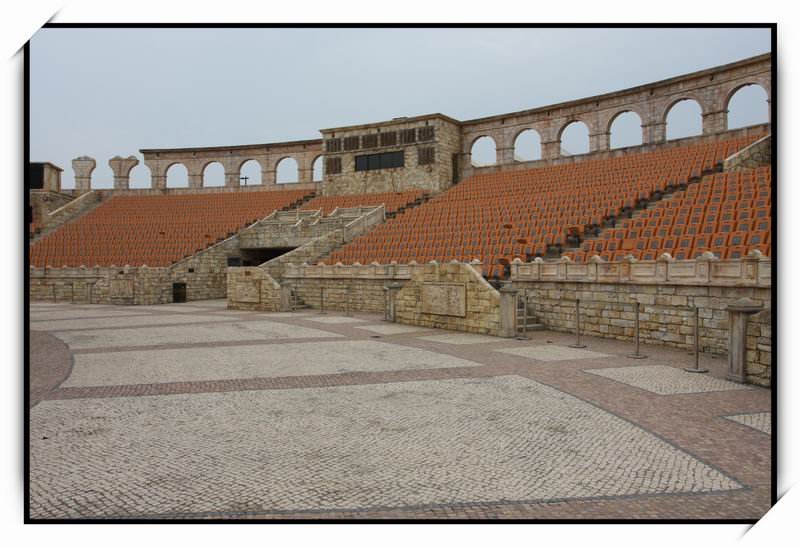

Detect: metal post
684,306,708,373
345,286,352,317
569,298,586,348
51,284,57,303
627,300,647,359
319,286,326,314
291,287,297,312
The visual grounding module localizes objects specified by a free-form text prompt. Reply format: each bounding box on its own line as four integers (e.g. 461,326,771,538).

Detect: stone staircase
516,293,545,335
553,162,726,259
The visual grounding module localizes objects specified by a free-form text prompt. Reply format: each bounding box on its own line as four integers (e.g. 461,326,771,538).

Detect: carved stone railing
284,259,484,281
510,251,771,287
341,205,386,241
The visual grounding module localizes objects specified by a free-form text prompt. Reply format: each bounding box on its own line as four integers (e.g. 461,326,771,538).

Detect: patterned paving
30,375,741,519
585,365,753,395
303,315,371,324
54,320,340,350
354,324,432,335
725,412,771,434
63,340,483,387
30,313,238,331
418,333,501,345
498,344,611,362
28,302,771,520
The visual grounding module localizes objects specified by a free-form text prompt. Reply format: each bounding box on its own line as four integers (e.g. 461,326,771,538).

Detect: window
343,136,360,151
354,151,404,172
362,134,379,148
418,146,435,166
418,126,435,142
380,131,397,147
400,128,416,144
325,157,342,175
326,138,342,153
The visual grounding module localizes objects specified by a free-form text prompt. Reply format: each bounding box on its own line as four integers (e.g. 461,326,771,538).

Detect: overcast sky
30,27,771,188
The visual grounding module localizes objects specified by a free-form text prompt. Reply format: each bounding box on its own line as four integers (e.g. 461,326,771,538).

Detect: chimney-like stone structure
109,155,140,190
72,156,96,192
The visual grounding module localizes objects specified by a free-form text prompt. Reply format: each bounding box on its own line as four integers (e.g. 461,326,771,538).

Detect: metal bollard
684,306,708,373
319,286,326,314
627,300,647,359
568,298,587,349
345,286,352,317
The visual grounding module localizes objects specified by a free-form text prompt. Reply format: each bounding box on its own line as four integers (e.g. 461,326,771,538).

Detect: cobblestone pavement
28,301,772,520
724,412,772,435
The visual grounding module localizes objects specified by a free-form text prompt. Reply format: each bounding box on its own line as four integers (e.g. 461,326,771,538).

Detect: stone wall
226,267,283,311
168,236,243,301
33,190,101,236
261,229,347,281
723,134,771,172
510,255,772,386
321,115,462,196
395,262,501,335
29,266,172,305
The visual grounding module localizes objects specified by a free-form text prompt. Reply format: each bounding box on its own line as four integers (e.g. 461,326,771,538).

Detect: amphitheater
28,53,773,520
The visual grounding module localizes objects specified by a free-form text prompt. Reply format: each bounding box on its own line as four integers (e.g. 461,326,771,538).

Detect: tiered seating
571,166,772,261
29,189,312,267
301,190,427,215
327,135,762,277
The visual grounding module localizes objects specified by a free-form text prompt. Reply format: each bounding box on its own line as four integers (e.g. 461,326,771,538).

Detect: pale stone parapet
510,255,770,288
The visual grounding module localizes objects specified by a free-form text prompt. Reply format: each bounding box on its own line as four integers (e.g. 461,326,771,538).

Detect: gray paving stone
498,345,612,362
53,320,341,350
725,412,771,434
30,375,741,519
585,365,753,395
355,324,432,335
63,340,482,387
31,314,238,331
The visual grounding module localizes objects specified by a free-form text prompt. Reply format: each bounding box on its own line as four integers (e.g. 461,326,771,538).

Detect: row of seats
328,135,764,277
565,166,772,262
301,190,427,215
29,189,313,267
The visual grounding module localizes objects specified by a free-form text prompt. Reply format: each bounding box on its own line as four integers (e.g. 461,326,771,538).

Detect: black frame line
23,22,777,525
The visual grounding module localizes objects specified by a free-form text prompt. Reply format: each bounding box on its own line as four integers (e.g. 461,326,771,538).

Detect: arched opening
276,157,299,184
470,136,497,166
312,156,324,181
239,160,262,186
513,129,542,162
609,111,643,149
91,163,114,190
165,163,189,188
726,84,769,130
129,160,151,189
665,99,703,140
202,162,225,187
559,121,590,156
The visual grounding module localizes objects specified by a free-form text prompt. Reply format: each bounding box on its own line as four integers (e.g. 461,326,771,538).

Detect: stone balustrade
510,252,771,287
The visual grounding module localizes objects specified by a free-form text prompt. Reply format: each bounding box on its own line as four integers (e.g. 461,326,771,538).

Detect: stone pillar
541,140,561,160
263,170,277,187
498,283,518,338
385,282,402,322
496,146,515,166
589,132,610,153
152,175,167,190
108,155,139,190
642,122,666,144
72,156,96,192
187,173,203,188
702,110,727,135
298,167,313,184
225,171,240,188
725,298,764,383
280,284,292,312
